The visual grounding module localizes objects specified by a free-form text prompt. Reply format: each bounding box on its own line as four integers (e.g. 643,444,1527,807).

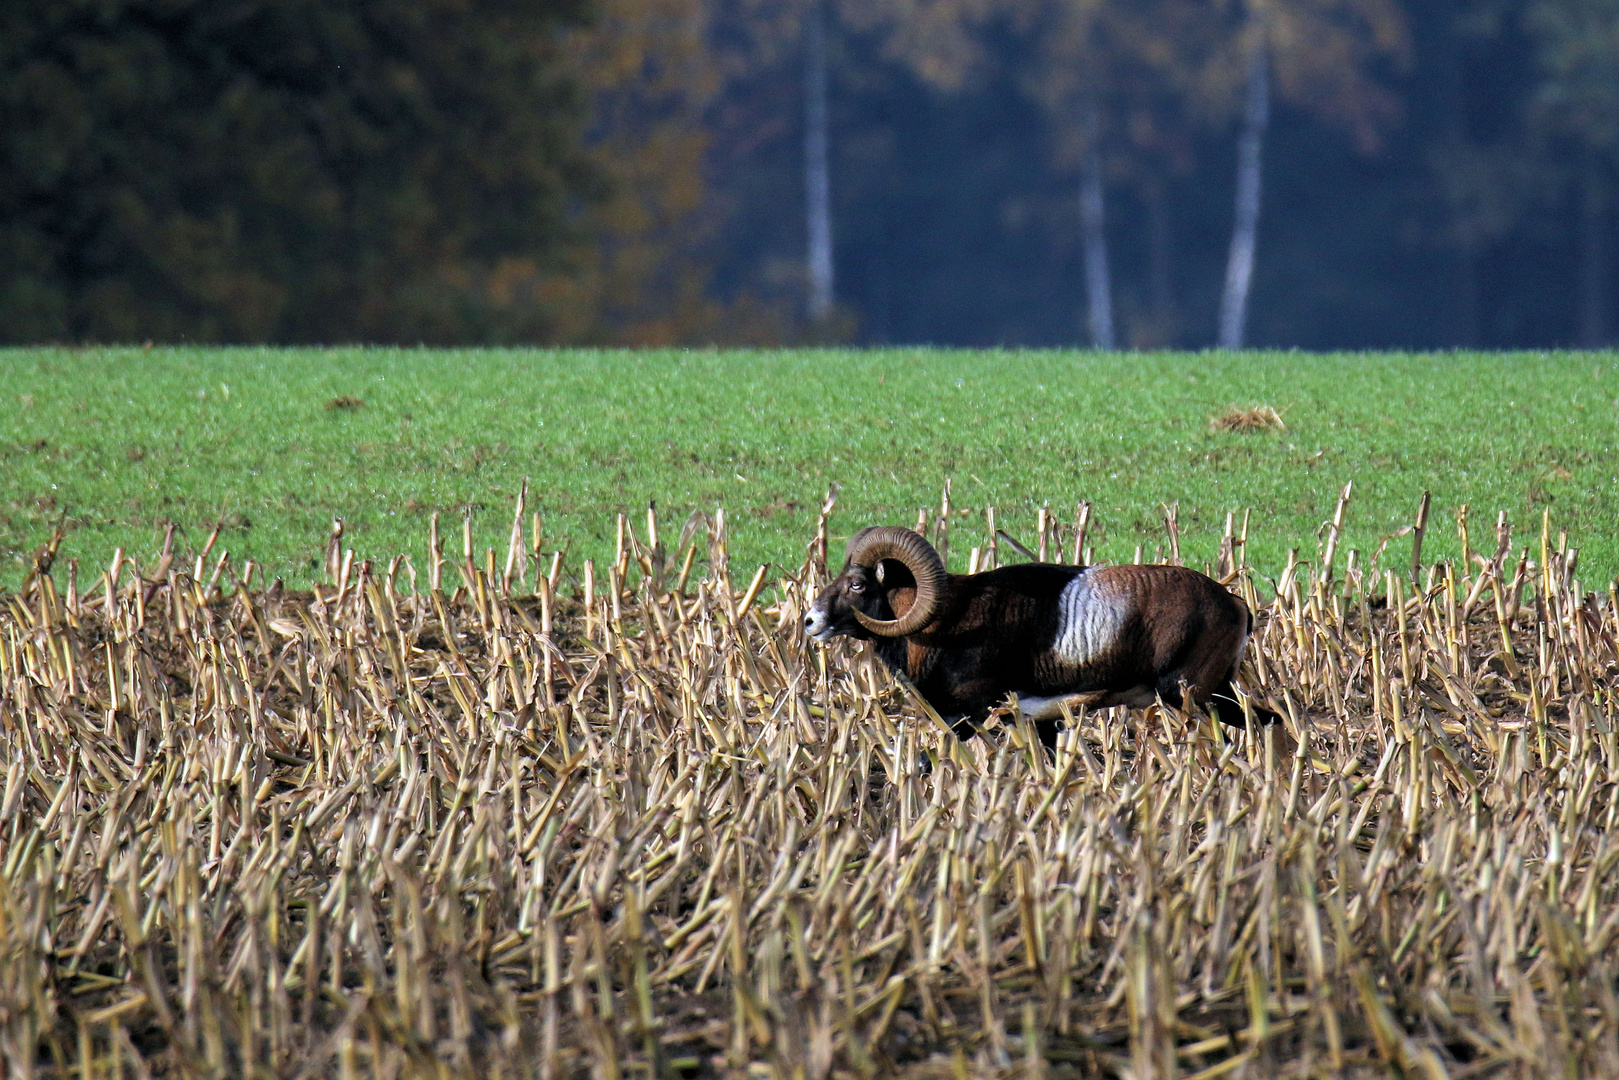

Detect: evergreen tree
0,0,594,343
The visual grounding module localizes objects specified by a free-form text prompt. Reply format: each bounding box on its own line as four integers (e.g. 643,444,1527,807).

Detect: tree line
3,0,1615,347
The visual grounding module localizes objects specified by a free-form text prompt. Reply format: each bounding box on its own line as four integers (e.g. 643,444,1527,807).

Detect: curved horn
846,526,946,637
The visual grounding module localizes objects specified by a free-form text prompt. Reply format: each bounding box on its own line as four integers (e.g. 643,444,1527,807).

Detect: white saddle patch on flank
1052,572,1124,667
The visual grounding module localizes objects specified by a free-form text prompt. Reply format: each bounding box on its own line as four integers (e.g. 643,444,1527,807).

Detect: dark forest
2,0,1612,348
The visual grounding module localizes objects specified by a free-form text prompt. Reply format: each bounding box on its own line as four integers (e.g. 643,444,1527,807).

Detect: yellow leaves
518,0,797,344
1262,0,1411,152
529,0,741,344
485,258,542,309
840,0,1005,92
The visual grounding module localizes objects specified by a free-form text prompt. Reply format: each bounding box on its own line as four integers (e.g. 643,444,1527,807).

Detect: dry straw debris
1,494,1617,1078
1210,405,1287,433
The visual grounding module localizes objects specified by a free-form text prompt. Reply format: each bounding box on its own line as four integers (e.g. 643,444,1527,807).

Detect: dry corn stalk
0,496,1616,1078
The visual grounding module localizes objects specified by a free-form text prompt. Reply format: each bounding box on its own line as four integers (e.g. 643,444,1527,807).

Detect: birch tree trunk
804,1,834,323
1218,45,1269,349
1579,157,1608,347
1079,103,1114,349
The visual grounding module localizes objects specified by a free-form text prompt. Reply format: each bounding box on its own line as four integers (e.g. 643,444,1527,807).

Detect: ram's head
803,526,946,642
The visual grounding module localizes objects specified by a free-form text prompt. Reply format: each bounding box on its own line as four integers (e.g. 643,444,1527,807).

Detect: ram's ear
875,562,886,585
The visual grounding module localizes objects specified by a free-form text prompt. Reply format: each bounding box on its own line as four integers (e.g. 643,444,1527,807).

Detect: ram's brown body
805,527,1278,742
869,563,1074,714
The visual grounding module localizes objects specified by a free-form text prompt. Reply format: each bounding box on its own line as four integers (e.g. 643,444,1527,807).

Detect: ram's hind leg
1159,627,1282,732
1205,676,1284,730
1159,673,1273,729
1159,674,1288,762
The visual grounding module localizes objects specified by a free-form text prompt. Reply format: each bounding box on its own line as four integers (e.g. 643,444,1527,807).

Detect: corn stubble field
2,491,1618,1079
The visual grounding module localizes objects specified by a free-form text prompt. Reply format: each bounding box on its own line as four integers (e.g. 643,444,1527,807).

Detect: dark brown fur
808,559,1280,745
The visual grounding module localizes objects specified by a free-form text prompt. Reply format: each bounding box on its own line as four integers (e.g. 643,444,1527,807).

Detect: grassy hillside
2,346,1616,588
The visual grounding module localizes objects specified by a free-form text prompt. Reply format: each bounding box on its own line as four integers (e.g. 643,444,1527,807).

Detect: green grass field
2,346,1616,590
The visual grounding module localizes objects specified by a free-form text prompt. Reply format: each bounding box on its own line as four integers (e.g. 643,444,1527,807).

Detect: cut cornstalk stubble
1,494,1616,1078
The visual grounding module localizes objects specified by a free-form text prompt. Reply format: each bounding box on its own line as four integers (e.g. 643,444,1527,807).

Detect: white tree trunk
1219,46,1269,349
1079,104,1114,348
805,2,834,322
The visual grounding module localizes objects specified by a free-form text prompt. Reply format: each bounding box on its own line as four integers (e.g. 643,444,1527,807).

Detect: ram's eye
849,580,866,593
